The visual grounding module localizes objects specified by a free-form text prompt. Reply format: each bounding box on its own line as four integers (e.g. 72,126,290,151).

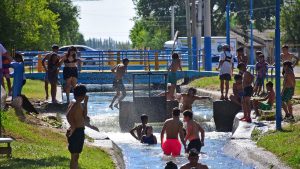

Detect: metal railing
18,50,203,73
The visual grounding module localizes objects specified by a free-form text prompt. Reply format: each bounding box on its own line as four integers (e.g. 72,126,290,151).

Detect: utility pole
226,0,230,46
204,0,212,71
191,0,197,36
275,0,282,130
185,0,192,70
191,0,197,70
171,6,175,39
250,0,254,65
197,0,203,70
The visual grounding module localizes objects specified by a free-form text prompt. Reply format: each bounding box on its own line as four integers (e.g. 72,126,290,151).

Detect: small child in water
180,88,210,113
230,74,243,106
130,114,148,141
141,126,157,145
253,81,275,117
180,149,209,169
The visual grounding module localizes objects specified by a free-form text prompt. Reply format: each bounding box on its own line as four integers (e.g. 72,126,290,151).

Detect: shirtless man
253,81,275,117
168,53,182,97
180,149,209,169
161,107,186,157
282,61,296,122
236,47,248,65
109,58,129,109
66,85,88,169
42,44,60,100
183,110,205,153
238,63,254,123
180,87,210,112
281,45,298,67
130,114,148,141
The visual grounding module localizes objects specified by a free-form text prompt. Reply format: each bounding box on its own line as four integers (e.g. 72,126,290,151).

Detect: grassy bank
189,76,300,95
23,79,45,100
253,124,300,169
0,109,115,169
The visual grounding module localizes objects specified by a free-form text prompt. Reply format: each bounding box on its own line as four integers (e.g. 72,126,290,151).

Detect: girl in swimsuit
60,46,80,103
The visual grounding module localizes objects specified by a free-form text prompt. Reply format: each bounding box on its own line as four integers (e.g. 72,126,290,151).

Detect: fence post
37,54,43,72
117,51,121,64
155,52,159,70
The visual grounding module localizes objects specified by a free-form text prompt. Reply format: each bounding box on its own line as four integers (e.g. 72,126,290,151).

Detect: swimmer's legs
109,91,120,109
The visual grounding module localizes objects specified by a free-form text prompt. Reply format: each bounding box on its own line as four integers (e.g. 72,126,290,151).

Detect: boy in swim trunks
109,58,129,109
141,126,157,145
10,53,25,99
238,63,254,123
183,110,205,153
253,54,268,96
282,61,295,122
180,149,209,169
161,108,186,157
253,81,275,117
281,45,298,67
236,46,248,65
130,114,148,141
217,44,234,100
180,87,210,113
66,85,88,169
168,53,182,98
230,74,243,106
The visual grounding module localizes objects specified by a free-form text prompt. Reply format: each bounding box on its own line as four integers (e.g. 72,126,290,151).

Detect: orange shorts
162,139,181,157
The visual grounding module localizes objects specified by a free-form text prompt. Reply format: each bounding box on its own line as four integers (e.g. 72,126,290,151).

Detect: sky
72,0,135,42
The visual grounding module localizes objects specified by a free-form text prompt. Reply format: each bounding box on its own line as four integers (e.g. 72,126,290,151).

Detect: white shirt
219,51,233,75
0,43,8,69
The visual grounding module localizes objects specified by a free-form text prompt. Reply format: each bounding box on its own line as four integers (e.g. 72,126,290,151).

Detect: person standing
236,47,248,65
59,46,80,103
217,44,234,100
47,53,60,103
168,53,182,98
10,53,25,99
42,44,60,101
109,58,129,109
0,43,12,95
281,45,298,66
253,54,268,96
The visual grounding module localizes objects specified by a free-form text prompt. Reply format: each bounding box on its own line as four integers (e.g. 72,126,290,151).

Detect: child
168,53,182,98
130,114,148,141
66,85,88,169
282,61,295,122
180,87,210,113
47,53,60,103
2,54,12,95
109,58,130,109
10,53,25,99
180,149,209,169
236,47,248,65
141,126,157,145
253,54,268,96
183,110,205,153
238,63,254,123
229,74,243,106
281,45,298,66
253,81,275,117
165,161,178,169
217,44,234,100
158,85,175,101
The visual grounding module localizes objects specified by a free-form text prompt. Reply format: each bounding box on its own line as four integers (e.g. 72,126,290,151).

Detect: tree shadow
0,156,69,169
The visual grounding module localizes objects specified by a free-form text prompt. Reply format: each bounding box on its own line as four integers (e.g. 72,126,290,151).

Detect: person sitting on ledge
141,126,157,145
253,81,275,118
130,114,148,141
230,74,243,106
180,149,208,169
180,87,210,113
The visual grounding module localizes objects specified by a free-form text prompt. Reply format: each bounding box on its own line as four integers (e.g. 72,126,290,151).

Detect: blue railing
18,50,203,73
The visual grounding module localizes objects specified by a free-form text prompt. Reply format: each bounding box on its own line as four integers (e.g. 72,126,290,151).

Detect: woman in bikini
60,46,80,103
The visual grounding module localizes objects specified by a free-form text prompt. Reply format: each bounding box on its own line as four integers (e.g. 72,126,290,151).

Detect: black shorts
68,128,85,154
113,79,125,92
63,67,78,80
243,86,253,97
219,74,231,81
187,138,202,153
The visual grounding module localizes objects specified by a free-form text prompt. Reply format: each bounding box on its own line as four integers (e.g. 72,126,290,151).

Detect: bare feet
114,104,119,109
220,95,225,100
224,95,229,101
109,104,113,110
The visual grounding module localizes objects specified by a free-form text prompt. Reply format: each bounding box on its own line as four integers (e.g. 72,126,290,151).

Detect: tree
281,0,300,56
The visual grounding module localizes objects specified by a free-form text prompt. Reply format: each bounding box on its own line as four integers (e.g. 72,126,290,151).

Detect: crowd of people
0,42,297,169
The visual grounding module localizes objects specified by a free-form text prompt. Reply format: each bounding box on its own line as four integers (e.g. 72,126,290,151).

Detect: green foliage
281,1,300,46
0,109,115,169
86,38,131,50
257,124,300,169
0,0,84,51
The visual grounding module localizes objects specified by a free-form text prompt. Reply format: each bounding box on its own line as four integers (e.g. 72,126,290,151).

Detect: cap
52,44,59,49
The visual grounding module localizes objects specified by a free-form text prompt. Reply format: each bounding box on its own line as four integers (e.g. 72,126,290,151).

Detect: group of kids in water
0,42,297,169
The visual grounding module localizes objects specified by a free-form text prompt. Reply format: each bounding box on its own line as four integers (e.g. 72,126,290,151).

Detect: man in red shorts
161,107,186,157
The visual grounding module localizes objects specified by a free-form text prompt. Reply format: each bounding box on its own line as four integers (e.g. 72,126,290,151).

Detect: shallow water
69,92,253,169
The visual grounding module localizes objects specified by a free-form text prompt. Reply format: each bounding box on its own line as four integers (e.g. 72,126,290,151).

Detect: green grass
255,124,300,169
0,109,115,169
189,76,300,95
22,79,46,100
